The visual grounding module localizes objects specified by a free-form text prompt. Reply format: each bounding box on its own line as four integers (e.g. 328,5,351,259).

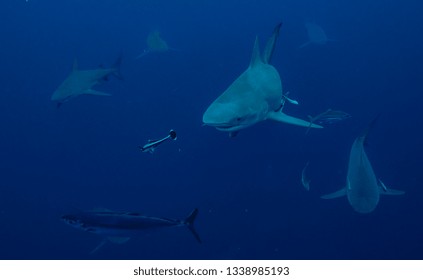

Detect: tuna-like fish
62,208,201,253
306,109,351,134
139,130,177,153
321,118,404,213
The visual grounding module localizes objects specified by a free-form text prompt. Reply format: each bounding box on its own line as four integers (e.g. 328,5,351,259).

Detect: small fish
301,161,311,191
62,208,201,253
306,109,351,134
139,130,177,153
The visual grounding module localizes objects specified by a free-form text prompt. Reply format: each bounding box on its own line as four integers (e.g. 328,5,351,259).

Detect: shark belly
346,141,380,213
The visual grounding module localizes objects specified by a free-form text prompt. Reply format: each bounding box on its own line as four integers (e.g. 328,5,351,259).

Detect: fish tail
360,114,381,145
112,52,124,80
183,208,201,243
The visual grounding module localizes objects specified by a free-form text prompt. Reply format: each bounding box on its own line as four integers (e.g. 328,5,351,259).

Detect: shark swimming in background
62,208,201,254
51,54,123,107
139,130,177,153
299,22,335,48
202,23,322,137
321,117,404,213
136,30,176,59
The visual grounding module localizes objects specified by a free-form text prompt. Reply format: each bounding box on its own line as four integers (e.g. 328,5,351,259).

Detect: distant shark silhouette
136,30,176,59
321,117,404,213
51,54,123,107
300,22,335,48
203,23,322,137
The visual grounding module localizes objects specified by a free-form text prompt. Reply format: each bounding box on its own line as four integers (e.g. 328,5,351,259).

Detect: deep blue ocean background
0,0,422,260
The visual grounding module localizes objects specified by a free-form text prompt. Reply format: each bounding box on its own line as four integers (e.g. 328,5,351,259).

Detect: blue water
0,0,422,260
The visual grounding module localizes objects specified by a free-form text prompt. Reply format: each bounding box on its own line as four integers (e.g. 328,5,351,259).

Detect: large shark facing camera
202,23,321,136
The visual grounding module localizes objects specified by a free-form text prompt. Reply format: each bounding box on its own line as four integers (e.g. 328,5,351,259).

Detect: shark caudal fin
183,208,201,243
111,52,124,80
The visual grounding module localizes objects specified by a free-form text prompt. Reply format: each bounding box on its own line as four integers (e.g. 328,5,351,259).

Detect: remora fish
62,208,201,253
202,23,322,137
139,130,177,153
320,117,404,213
52,54,123,107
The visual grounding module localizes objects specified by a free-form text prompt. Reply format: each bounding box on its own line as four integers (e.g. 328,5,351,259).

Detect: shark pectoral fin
84,89,112,96
90,239,107,254
321,188,347,199
378,179,404,195
107,237,130,244
380,188,405,195
299,41,311,48
267,111,323,128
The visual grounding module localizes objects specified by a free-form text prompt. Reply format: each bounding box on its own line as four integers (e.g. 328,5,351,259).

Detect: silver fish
139,130,177,153
306,109,351,134
62,208,201,253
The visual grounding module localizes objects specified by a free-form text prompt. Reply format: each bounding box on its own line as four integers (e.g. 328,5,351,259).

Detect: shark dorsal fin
263,22,282,64
249,36,262,68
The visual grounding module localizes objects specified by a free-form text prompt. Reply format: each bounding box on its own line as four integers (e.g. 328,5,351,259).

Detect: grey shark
321,118,404,213
62,208,201,253
51,54,122,107
202,23,321,137
300,22,334,48
136,30,175,59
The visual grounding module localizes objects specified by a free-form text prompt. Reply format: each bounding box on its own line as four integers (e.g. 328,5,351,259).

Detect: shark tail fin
360,114,381,145
249,37,263,68
263,22,282,64
183,208,201,244
111,52,124,80
321,187,347,199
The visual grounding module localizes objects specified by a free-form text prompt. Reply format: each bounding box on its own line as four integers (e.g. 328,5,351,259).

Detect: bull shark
62,208,201,253
202,23,322,137
299,22,335,48
136,30,175,59
51,54,123,107
321,118,404,213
